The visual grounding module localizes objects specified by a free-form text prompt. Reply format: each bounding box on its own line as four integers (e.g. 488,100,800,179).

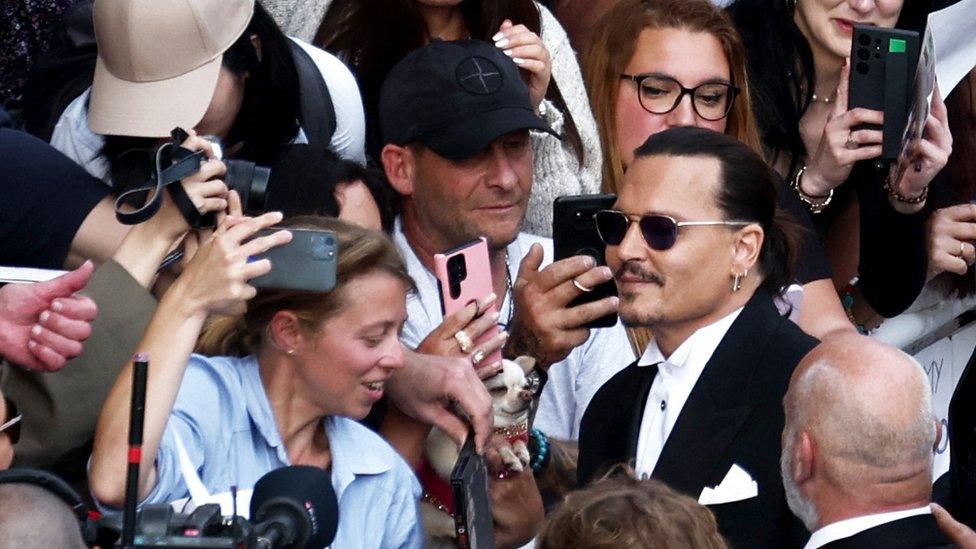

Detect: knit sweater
264,0,604,236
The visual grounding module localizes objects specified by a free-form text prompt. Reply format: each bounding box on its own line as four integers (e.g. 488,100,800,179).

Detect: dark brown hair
635,126,799,294
197,216,414,356
315,0,582,163
538,466,727,549
583,0,762,194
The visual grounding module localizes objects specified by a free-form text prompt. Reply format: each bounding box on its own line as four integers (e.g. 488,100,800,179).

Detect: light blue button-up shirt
124,354,422,548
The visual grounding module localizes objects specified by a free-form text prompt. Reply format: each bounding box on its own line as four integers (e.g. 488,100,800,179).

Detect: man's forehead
618,154,722,216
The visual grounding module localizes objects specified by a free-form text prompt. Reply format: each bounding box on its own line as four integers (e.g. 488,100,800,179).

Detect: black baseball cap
379,39,558,161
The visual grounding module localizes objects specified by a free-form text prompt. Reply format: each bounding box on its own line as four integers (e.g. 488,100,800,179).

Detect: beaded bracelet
840,277,869,335
529,428,550,476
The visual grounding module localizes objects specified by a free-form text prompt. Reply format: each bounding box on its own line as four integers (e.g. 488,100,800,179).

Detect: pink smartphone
433,237,503,366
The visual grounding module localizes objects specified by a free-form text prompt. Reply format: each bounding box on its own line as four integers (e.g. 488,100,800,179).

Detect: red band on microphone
128,446,142,464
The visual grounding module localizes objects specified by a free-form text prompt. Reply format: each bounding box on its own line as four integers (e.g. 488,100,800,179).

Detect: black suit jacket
578,289,818,548
820,514,955,548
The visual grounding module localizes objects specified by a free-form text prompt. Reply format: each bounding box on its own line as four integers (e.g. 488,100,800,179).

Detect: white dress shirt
804,506,933,548
633,307,743,478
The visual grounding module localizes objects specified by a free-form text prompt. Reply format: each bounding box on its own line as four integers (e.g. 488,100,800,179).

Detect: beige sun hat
88,0,255,137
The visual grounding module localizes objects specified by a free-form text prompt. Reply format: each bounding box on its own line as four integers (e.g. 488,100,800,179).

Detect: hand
494,19,551,111
926,204,976,280
386,348,493,453
931,503,976,548
417,293,507,379
0,261,98,371
505,244,617,370
152,130,229,240
888,83,953,206
489,465,544,548
165,211,291,318
803,59,884,196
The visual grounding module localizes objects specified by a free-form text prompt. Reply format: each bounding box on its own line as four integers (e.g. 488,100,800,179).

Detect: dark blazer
578,288,818,549
820,514,956,548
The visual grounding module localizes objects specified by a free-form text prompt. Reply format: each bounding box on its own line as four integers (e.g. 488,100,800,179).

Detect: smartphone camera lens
325,236,335,246
856,62,870,75
857,48,870,60
859,34,871,46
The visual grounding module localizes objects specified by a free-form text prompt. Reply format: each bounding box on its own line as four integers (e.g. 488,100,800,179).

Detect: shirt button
660,400,666,411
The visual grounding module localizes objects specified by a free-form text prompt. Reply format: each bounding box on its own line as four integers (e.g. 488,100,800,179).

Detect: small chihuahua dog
421,356,537,542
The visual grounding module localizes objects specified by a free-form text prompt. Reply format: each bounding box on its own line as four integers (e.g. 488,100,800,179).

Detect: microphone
249,466,339,549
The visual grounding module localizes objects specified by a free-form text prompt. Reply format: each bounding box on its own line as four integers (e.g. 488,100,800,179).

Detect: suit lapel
652,290,779,495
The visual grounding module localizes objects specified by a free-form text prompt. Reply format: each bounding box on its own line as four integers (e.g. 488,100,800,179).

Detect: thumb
515,243,545,283
33,261,94,300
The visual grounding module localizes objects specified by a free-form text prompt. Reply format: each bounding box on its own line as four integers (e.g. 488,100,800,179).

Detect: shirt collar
637,306,744,370
804,506,933,549
238,355,393,478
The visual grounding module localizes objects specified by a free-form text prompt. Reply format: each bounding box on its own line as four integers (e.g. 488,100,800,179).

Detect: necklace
503,250,515,328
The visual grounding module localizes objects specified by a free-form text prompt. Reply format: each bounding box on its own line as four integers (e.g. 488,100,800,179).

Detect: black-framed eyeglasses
595,210,751,251
0,398,21,445
620,74,740,121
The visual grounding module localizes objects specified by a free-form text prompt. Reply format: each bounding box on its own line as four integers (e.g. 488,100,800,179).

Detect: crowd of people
0,0,975,547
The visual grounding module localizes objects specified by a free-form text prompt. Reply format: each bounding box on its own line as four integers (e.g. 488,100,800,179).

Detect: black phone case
451,436,495,549
848,25,919,159
552,194,618,329
249,228,338,292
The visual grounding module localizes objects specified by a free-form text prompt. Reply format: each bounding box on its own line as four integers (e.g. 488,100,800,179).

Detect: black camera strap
114,142,210,228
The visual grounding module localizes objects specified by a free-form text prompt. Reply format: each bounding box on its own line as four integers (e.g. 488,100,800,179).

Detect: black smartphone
249,228,337,292
848,25,919,159
552,194,618,329
450,433,495,549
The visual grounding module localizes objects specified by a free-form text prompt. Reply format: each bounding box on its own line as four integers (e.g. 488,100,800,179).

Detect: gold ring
845,133,858,150
454,330,474,353
471,349,486,365
572,279,593,293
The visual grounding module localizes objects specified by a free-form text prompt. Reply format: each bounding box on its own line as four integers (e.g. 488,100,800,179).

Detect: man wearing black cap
379,39,634,444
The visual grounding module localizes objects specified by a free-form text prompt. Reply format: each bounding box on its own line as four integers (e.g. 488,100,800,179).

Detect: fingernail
492,31,504,41
51,300,63,312
27,340,36,349
512,57,525,65
495,38,510,49
611,297,620,306
485,292,497,303
40,311,50,323
500,331,509,340
584,256,596,268
601,266,613,278
490,311,500,321
31,325,42,336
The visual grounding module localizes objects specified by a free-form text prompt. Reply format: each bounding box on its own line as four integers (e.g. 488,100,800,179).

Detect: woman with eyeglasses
583,0,852,352
726,0,951,331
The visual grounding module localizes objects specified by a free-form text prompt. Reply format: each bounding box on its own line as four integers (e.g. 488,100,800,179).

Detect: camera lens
856,62,870,75
857,48,870,60
325,236,335,246
858,34,871,46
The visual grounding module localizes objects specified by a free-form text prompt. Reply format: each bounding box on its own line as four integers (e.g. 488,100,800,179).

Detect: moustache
614,261,664,286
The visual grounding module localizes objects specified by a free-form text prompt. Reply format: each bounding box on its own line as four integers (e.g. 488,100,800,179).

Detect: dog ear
514,355,536,375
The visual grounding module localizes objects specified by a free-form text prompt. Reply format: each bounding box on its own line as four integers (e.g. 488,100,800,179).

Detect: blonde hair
538,466,728,549
583,0,763,195
196,216,414,356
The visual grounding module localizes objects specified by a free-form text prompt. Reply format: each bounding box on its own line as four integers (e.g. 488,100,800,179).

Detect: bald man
780,334,953,549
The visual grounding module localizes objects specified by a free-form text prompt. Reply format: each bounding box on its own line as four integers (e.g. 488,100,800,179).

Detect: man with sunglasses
578,127,818,549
